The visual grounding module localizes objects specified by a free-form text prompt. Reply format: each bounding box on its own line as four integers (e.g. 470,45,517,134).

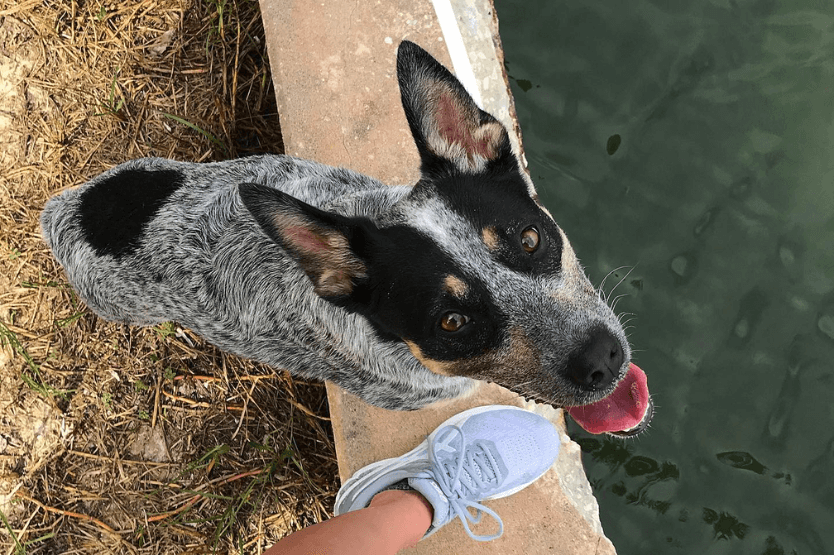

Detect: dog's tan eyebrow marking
443,275,469,298
481,226,500,251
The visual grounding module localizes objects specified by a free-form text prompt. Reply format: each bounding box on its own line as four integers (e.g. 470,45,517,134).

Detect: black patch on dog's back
79,168,184,258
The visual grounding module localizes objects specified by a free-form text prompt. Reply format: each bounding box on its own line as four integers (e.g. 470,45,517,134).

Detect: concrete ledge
258,0,616,552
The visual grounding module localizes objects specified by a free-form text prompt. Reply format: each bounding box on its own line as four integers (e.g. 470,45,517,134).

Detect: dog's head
241,41,652,435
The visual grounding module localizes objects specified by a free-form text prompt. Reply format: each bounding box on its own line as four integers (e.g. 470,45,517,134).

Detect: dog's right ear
396,40,513,174
238,183,368,299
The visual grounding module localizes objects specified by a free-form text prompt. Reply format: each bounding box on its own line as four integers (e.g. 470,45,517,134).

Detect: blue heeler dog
41,41,652,436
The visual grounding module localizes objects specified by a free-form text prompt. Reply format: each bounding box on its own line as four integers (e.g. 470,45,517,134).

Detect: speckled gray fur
42,156,473,409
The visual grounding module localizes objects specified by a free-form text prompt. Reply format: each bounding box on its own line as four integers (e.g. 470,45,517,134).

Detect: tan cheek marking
475,328,540,383
405,326,541,384
504,328,542,372
481,226,500,251
405,340,455,376
443,275,469,298
434,328,541,384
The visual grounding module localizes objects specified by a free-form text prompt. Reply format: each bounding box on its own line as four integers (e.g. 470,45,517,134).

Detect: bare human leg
264,489,433,555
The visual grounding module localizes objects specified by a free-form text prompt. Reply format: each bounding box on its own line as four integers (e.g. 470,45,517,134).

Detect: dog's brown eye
521,226,540,253
440,312,470,332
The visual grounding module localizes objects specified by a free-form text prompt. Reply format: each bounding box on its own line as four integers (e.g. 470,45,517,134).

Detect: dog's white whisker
598,265,629,297
604,264,638,305
610,293,631,312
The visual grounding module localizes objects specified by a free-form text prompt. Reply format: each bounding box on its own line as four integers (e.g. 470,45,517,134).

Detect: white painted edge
430,0,484,108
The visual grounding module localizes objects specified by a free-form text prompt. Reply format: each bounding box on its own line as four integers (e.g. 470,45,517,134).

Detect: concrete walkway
258,0,617,552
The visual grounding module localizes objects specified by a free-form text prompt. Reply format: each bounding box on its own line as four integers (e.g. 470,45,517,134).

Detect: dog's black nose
567,326,624,391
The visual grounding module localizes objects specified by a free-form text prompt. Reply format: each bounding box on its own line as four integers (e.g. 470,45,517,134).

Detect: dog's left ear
397,40,513,174
238,183,368,299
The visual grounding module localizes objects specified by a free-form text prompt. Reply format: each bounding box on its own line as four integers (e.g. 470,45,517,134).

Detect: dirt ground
0,1,338,553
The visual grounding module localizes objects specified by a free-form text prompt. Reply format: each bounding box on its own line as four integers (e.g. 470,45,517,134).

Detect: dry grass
0,1,338,553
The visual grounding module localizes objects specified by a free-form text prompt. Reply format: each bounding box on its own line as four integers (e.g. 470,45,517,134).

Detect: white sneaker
333,405,560,541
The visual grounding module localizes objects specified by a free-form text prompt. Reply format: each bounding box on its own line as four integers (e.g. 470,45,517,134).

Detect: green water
494,0,834,553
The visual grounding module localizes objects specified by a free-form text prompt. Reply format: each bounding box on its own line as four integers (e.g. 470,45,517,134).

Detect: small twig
151,364,162,429
67,449,175,467
231,379,257,440
160,389,244,411
148,469,264,522
146,494,199,522
174,373,281,383
0,0,41,17
287,398,330,421
209,468,264,487
15,492,123,542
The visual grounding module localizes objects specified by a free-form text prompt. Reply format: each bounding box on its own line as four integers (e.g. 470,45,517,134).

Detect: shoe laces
427,424,505,541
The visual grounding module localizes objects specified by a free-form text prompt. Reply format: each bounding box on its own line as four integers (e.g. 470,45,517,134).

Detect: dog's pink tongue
567,363,649,434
